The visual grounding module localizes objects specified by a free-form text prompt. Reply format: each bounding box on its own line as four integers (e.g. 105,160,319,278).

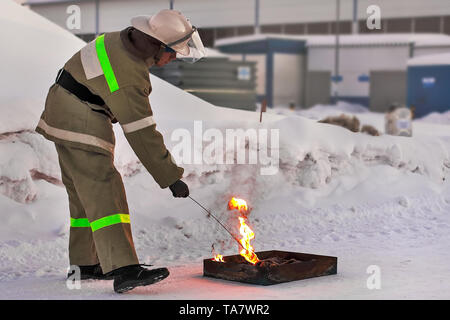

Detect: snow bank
416,110,450,125
0,131,61,203
273,101,370,120
269,115,449,189
0,0,82,202
0,0,85,134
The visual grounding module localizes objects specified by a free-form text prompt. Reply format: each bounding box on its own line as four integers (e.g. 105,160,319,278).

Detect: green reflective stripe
90,213,130,232
95,34,119,93
70,218,91,228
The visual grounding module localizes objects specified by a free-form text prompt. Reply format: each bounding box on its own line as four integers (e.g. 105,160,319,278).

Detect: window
385,18,412,33
237,26,254,36
285,23,306,34
330,21,352,34
414,16,440,33
261,24,282,33
216,27,236,39
308,22,329,34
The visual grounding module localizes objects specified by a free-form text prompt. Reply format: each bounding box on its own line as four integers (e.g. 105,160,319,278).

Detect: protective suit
36,28,184,273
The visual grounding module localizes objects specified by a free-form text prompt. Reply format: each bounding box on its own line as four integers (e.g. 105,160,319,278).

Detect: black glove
169,180,189,198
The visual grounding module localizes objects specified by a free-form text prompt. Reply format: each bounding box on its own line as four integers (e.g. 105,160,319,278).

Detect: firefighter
35,9,206,293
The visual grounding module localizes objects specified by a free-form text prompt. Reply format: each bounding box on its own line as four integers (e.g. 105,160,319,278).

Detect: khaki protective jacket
36,29,183,188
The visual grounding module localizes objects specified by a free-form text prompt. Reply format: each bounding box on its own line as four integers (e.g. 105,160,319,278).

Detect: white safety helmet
131,9,206,63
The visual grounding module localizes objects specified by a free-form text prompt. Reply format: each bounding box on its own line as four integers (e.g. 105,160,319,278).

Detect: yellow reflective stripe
90,213,130,232
70,218,90,228
121,116,156,133
37,119,114,154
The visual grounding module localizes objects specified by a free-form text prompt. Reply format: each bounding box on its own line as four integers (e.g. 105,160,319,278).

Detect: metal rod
95,0,99,37
188,196,244,249
254,0,260,34
352,0,358,34
334,0,341,103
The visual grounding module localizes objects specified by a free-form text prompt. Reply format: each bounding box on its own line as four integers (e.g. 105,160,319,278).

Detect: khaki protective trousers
55,143,139,273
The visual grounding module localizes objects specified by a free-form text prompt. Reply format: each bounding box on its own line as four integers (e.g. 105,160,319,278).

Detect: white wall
273,53,303,106
308,45,410,96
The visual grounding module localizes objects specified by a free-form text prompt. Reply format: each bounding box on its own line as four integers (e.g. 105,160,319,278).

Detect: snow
1,174,450,299
416,110,450,125
0,0,85,134
1,0,450,299
2,100,450,299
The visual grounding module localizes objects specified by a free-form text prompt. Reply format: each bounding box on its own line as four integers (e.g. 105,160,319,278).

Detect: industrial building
22,0,450,44
216,33,450,110
22,0,450,114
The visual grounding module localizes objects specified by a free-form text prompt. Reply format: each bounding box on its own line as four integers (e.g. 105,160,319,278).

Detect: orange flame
238,217,259,264
213,254,224,262
228,197,248,213
213,197,258,265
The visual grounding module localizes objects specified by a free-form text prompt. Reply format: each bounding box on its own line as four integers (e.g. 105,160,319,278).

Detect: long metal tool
188,195,244,250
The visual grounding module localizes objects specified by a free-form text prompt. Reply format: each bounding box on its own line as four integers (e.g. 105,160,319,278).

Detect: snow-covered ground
1,0,450,299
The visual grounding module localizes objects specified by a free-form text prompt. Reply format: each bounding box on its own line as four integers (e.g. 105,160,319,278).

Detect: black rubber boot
112,265,170,293
67,263,114,280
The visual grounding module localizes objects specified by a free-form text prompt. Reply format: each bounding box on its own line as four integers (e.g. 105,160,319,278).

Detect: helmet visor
175,29,206,63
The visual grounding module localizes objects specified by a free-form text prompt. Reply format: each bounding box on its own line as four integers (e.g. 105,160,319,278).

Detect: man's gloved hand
169,180,189,198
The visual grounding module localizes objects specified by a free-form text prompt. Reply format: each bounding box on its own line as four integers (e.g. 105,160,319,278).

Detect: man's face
155,51,177,67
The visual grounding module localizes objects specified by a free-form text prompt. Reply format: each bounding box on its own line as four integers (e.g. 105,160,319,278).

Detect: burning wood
213,254,224,262
211,244,225,262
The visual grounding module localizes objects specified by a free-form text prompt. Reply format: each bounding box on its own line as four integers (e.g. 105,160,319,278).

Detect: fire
213,254,224,262
238,217,259,264
211,197,259,265
228,197,248,213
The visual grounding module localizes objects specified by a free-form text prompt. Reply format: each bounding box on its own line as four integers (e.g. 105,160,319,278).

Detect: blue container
407,65,450,118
